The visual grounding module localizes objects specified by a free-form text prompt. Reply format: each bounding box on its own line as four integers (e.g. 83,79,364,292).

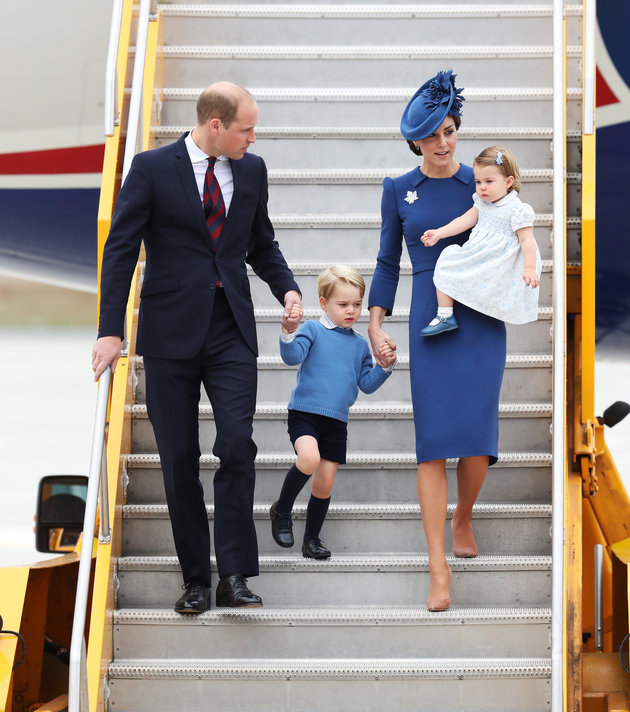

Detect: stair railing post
104,0,124,136
121,0,152,181
98,445,111,543
594,544,604,651
68,367,112,712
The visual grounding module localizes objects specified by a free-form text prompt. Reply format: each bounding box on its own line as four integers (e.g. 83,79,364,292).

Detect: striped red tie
203,156,225,247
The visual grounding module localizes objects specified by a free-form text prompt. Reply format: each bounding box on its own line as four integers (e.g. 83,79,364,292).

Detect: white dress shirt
185,130,234,214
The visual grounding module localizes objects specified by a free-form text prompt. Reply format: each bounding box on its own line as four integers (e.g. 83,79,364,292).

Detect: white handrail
583,0,597,135
68,367,112,712
104,0,124,137
121,0,154,181
551,1,567,710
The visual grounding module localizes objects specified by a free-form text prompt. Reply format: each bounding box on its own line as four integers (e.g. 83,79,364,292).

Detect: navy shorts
287,409,348,465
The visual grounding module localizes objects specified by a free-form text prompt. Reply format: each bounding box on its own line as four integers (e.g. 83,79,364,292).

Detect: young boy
270,265,397,559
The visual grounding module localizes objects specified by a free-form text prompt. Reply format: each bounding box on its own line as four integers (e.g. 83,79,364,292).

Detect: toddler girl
420,145,541,336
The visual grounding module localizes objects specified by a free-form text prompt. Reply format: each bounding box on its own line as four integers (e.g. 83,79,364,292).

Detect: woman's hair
407,114,462,156
474,145,521,192
317,265,366,300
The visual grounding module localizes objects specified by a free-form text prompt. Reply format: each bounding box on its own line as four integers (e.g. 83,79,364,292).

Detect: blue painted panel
0,188,99,288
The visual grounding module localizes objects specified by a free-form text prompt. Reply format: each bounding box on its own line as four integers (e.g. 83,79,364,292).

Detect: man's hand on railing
92,336,122,381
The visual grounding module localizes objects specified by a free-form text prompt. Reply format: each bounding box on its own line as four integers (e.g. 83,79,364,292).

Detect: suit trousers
143,288,259,587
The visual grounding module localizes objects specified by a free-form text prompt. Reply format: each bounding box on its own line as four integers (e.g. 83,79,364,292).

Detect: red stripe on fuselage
0,144,105,175
596,67,619,108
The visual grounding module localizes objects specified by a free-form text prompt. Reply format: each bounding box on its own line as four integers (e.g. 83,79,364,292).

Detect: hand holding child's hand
522,267,540,289
421,230,440,247
379,336,397,368
282,302,303,333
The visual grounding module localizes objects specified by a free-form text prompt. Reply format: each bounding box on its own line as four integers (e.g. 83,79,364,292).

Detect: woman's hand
522,267,540,288
368,321,396,368
379,339,397,368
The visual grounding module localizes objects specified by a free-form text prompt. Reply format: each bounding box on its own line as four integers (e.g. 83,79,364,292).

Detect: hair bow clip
496,151,503,165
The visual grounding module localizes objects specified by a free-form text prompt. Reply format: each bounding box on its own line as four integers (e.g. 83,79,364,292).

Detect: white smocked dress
433,190,541,324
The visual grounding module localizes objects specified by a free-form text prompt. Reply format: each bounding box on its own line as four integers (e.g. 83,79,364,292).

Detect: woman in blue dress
368,71,506,611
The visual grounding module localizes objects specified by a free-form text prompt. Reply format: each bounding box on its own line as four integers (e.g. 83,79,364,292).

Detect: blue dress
368,164,506,465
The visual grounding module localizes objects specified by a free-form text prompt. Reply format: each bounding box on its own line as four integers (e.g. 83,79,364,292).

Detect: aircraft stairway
106,2,582,709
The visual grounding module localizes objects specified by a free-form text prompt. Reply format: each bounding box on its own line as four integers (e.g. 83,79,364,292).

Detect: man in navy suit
92,82,302,612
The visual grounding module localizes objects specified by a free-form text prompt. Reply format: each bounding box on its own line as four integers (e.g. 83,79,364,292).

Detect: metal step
133,352,553,404
265,213,579,262
251,307,554,353
131,401,552,453
255,353,553,403
117,553,552,608
159,44,580,88
159,4,580,47
154,125,579,170
108,656,551,712
121,502,552,556
246,260,555,306
265,166,569,184
160,85,583,129
130,306,554,353
263,168,572,214
125,451,552,505
113,163,570,214
160,0,558,5
113,605,551,658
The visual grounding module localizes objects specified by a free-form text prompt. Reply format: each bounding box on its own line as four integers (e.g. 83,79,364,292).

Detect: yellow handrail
565,2,597,708
97,0,134,308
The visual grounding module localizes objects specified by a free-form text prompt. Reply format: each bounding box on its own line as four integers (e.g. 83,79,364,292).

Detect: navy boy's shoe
302,536,331,559
421,315,459,336
270,501,294,547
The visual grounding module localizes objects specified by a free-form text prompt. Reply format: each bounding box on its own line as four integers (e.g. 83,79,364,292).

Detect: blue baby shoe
421,315,459,336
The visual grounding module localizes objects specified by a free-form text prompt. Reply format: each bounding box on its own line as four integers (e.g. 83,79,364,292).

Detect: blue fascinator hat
400,70,465,141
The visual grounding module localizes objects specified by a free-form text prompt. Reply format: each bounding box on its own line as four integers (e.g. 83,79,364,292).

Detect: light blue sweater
279,318,392,423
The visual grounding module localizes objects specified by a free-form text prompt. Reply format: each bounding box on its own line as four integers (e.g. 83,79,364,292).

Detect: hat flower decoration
400,70,465,141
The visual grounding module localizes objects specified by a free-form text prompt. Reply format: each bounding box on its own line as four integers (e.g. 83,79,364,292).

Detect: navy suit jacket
98,133,299,359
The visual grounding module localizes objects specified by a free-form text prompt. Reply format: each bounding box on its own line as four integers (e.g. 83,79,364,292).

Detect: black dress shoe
302,536,331,559
174,582,211,614
216,574,263,608
270,501,294,547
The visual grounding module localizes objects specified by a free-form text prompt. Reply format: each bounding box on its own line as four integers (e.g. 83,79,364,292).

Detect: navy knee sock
276,464,311,514
304,494,331,540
